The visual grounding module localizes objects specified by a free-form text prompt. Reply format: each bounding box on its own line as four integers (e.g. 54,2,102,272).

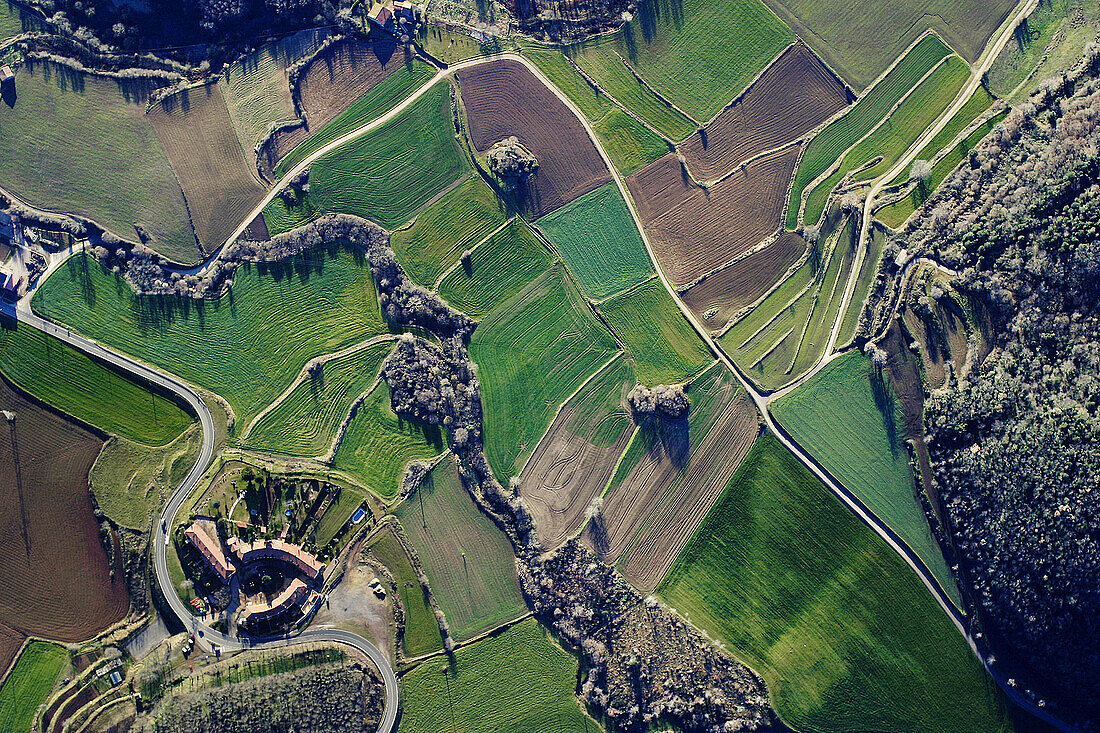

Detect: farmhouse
367,2,392,27
226,537,325,580
184,522,235,581
0,66,13,87
238,578,311,624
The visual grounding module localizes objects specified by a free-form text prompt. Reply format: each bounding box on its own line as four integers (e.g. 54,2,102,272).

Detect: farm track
13,13,1074,728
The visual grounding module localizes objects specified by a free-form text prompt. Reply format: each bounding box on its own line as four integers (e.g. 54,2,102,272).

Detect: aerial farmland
0,0,1096,730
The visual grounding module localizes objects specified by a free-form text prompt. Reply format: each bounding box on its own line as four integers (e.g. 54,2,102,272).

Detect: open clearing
659,434,1010,732
628,145,801,287
598,278,712,384
0,59,197,263
772,350,960,604
330,381,446,503
471,264,620,483
0,316,192,445
680,43,850,182
0,377,129,644
148,82,266,252
308,84,467,230
572,0,794,123
437,218,552,319
390,176,509,287
400,618,594,732
0,641,67,733
682,231,806,334
244,339,394,457
366,526,442,657
458,59,611,219
397,456,527,640
34,247,388,435
520,354,635,549
787,34,952,229
535,182,654,300
760,0,1014,90
595,363,760,591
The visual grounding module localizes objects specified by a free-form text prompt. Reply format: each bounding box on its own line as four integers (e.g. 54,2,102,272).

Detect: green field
988,0,1093,97
787,34,953,228
520,45,668,174
878,109,1007,229
437,218,553,319
472,264,620,483
90,426,202,529
0,641,67,733
0,318,192,445
244,339,394,456
390,176,510,287
1,0,41,41
273,59,437,177
803,55,970,224
535,182,654,300
0,60,197,262
417,25,501,64
367,527,442,657
399,618,593,733
771,350,959,603
574,0,794,123
396,457,526,640
598,279,712,384
330,381,445,503
307,84,467,230
887,86,996,188
659,434,1010,732
835,224,886,346
33,248,389,435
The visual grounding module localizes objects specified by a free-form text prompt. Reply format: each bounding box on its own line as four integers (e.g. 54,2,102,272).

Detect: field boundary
431,216,517,289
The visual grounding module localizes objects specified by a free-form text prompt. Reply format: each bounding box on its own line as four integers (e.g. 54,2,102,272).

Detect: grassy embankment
660,434,1009,732
0,641,68,733
366,527,442,657
771,349,960,604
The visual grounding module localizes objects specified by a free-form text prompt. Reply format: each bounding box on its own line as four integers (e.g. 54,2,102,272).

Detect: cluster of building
366,0,418,33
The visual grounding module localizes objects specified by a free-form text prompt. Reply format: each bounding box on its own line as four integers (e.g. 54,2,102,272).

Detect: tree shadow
1,82,14,108
638,413,690,470
869,365,901,455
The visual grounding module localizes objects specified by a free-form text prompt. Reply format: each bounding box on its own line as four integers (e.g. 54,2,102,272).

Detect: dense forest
890,46,1100,725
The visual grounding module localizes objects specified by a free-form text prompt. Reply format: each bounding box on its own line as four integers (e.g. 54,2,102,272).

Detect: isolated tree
487,136,539,191
909,159,933,195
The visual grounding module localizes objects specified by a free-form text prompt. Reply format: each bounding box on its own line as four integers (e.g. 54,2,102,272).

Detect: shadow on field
1,82,14,108
869,366,901,455
638,413,690,470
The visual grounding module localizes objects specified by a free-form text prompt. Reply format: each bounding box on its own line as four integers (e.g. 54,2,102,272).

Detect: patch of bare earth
311,535,394,661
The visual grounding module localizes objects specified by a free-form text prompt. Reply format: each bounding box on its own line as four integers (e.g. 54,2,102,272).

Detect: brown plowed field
0,622,23,679
0,378,128,643
682,231,807,333
148,83,265,253
457,60,611,219
260,39,408,178
521,359,635,549
593,367,760,591
680,43,849,181
627,144,802,287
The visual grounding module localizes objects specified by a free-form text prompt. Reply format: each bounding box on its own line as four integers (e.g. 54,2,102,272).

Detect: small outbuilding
0,66,13,87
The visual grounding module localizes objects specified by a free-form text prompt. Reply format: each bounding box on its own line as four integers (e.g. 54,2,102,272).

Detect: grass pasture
400,618,593,732
244,339,394,457
309,83,467,230
396,456,526,640
437,218,552,319
771,350,959,604
366,527,442,657
471,264,620,483
787,34,952,229
33,247,388,435
0,59,197,262
659,434,1010,733
1,0,41,41
598,278,711,384
761,0,1014,90
0,641,67,733
535,182,653,300
390,176,509,287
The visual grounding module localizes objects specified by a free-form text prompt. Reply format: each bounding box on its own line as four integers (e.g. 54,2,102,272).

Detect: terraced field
535,182,653,300
437,218,552,319
390,176,510,286
33,248,388,434
772,350,960,604
520,354,635,548
309,84,468,230
787,34,953,229
597,363,760,590
396,456,527,640
330,381,446,503
400,618,593,732
0,59,197,263
835,224,886,346
598,279,712,384
760,0,1014,90
471,264,620,483
659,434,1010,733
243,339,395,457
366,526,442,657
0,641,67,733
